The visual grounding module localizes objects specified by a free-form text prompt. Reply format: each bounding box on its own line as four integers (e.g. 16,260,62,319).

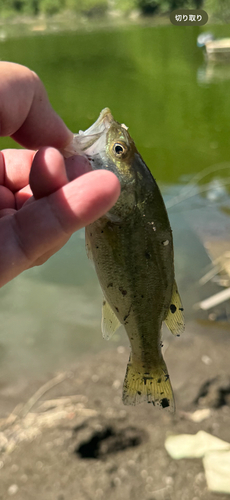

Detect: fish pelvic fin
101,297,121,340
122,358,175,412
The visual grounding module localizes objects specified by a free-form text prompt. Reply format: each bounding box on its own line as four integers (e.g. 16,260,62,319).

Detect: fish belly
86,211,175,411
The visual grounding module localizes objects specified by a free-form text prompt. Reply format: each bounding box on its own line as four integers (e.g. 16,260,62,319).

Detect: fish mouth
80,108,113,137
62,108,114,158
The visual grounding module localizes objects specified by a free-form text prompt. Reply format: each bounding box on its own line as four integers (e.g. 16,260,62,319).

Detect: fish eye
113,142,126,157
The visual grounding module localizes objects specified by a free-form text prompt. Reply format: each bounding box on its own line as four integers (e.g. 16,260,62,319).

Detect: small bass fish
63,108,184,411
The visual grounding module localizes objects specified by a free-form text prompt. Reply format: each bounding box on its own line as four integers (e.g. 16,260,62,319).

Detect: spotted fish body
63,109,184,411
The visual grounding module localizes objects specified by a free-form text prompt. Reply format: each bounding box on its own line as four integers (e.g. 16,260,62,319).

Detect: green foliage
0,0,205,17
0,0,25,14
137,0,159,15
204,0,230,22
0,0,39,15
113,0,136,13
65,0,108,16
40,0,64,15
137,0,203,15
0,0,108,16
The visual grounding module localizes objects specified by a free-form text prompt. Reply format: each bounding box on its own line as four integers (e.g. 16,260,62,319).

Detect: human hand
0,62,120,287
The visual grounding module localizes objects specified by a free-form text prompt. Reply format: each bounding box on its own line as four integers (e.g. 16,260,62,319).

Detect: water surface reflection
0,24,230,386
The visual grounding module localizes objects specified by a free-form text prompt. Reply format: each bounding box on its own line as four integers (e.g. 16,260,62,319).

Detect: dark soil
0,320,230,500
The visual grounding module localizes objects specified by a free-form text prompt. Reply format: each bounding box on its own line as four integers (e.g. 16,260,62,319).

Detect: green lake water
0,23,230,387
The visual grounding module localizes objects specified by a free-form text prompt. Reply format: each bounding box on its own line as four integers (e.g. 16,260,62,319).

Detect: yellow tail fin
122,358,175,412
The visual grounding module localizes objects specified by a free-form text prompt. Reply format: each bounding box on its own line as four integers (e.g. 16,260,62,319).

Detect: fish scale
63,108,185,411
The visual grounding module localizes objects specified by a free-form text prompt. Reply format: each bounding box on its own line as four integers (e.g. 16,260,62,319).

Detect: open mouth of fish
63,108,114,158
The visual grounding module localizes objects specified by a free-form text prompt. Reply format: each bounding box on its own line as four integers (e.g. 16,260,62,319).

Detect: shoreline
0,320,230,499
0,12,171,40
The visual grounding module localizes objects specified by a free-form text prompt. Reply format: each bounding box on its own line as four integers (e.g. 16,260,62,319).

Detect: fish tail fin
122,357,175,412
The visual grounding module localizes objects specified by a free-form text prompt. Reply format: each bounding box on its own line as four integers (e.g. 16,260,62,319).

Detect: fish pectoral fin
164,279,185,336
101,298,121,340
122,357,175,412
85,228,93,261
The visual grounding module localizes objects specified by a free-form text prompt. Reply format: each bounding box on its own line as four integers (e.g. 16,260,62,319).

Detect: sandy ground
0,320,230,500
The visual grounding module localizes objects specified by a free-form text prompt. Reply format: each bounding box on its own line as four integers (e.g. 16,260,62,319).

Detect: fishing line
166,177,230,212
166,162,230,209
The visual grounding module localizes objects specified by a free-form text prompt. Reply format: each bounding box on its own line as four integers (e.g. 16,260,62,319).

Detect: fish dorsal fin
164,280,185,336
101,298,121,340
85,228,93,261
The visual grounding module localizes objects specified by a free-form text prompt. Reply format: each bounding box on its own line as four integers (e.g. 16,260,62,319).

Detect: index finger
0,62,72,150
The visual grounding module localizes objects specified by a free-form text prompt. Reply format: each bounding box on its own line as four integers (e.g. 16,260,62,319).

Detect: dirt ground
0,320,230,500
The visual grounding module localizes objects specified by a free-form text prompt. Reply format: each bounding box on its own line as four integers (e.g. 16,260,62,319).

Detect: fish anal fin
165,280,185,336
122,358,175,412
101,298,121,340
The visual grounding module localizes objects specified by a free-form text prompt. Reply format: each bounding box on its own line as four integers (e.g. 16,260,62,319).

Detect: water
0,23,230,386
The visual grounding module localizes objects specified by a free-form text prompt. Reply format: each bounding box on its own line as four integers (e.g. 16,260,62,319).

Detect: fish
63,108,185,411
